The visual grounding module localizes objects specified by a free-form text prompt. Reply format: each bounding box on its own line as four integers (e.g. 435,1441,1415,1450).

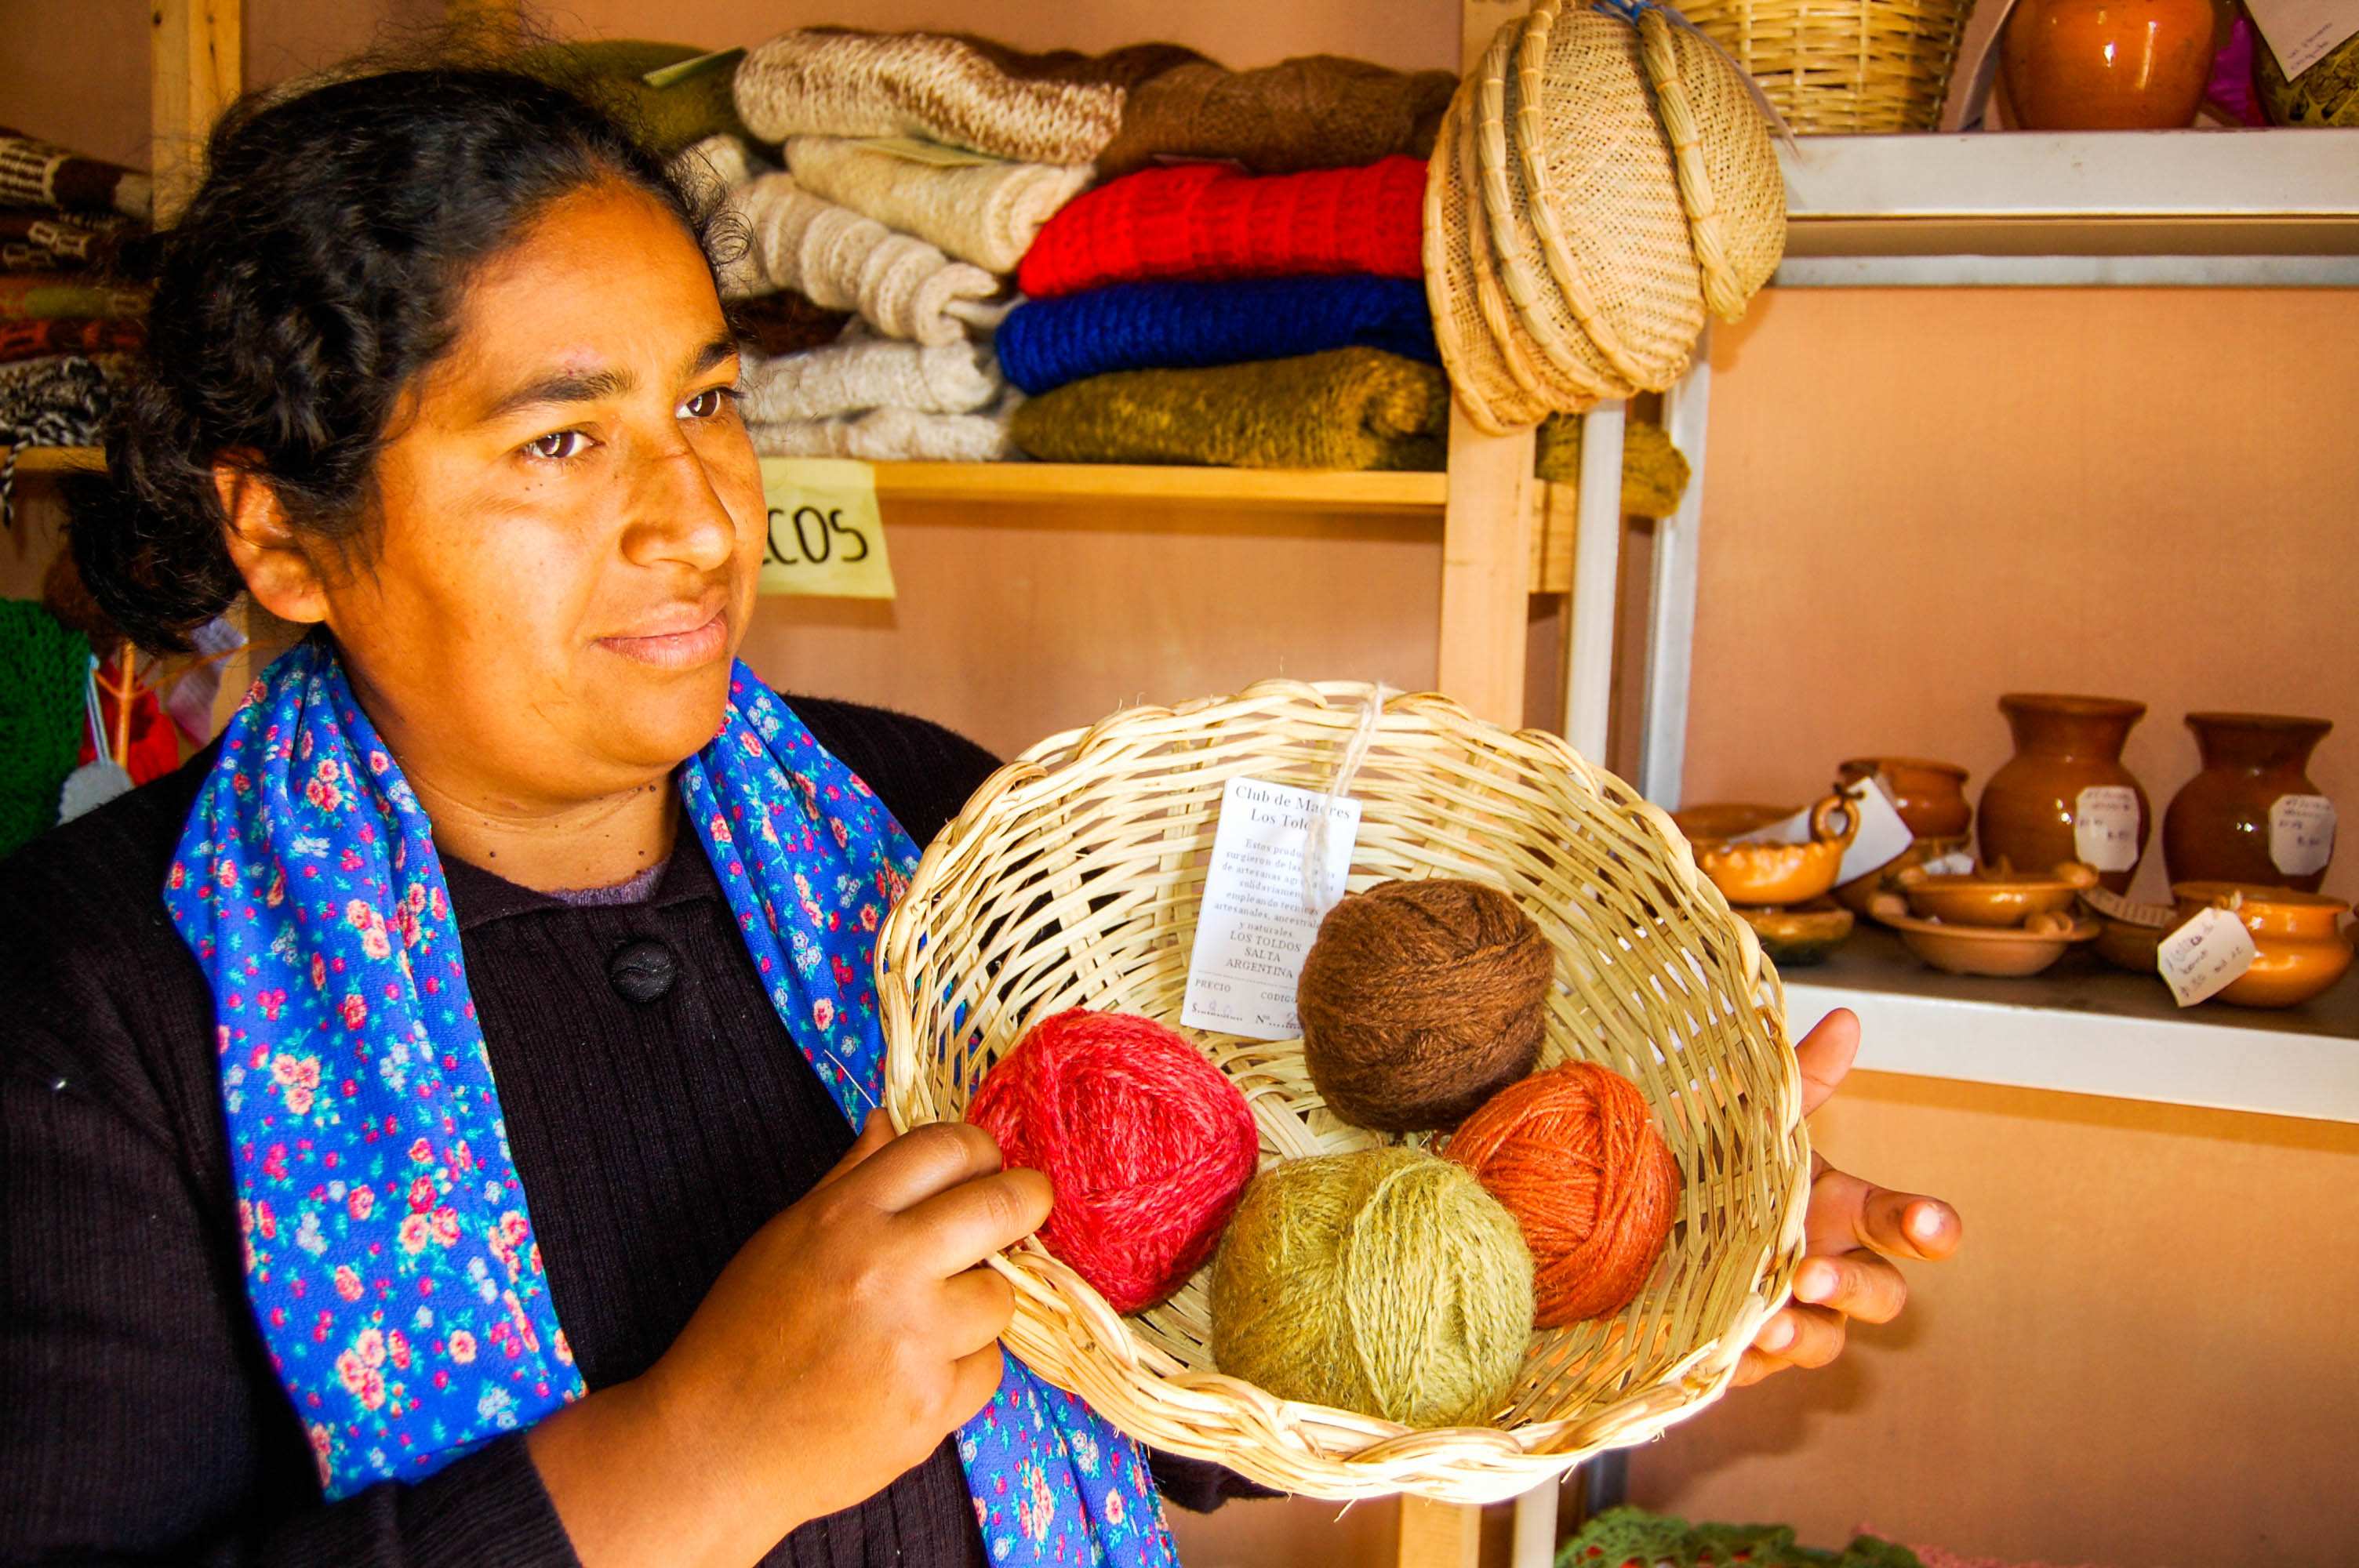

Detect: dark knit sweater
0,695,1243,1567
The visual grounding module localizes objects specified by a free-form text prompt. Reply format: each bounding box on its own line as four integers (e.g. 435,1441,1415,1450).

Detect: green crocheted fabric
0,599,91,857
1558,1508,1924,1568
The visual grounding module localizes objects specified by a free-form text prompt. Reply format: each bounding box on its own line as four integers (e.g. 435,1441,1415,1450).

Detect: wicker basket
1682,0,1972,133
878,683,1812,1504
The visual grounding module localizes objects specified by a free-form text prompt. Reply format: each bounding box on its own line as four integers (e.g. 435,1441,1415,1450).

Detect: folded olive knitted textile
0,599,90,857
1095,57,1458,179
514,41,754,157
1010,347,1445,471
783,136,1091,276
735,31,1125,165
1557,1508,1924,1568
996,275,1436,397
748,394,1020,463
740,336,1003,423
1533,414,1692,516
722,172,1007,346
1017,156,1424,299
0,129,151,220
0,274,147,320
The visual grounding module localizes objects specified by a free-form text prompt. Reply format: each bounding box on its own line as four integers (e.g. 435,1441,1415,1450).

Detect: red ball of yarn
967,1008,1260,1314
1444,1061,1681,1328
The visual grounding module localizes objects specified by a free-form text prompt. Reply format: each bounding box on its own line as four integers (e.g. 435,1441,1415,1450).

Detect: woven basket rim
877,681,1813,1503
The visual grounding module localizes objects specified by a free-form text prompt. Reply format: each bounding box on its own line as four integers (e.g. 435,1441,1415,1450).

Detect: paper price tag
2242,0,2359,80
1919,849,1978,877
757,459,896,600
1180,776,1362,1041
2073,786,2142,873
2270,794,2337,877
1835,778,1918,885
2157,906,2259,1007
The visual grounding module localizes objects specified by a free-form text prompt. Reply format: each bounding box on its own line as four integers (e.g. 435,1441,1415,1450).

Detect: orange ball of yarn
968,1007,1260,1314
1444,1061,1680,1328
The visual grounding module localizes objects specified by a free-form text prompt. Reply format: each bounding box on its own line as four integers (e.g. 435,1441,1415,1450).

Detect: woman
0,65,1956,1567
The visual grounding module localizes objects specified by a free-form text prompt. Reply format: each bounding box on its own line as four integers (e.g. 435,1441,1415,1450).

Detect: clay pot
1836,757,1972,840
1980,694,2150,895
2170,881,2354,1008
2162,713,2335,892
2001,0,2220,129
1674,797,1859,908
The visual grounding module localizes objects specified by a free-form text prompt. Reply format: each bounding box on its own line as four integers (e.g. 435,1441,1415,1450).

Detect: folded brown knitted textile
0,209,135,274
730,289,852,357
0,129,151,220
940,35,1209,91
512,41,755,157
1009,347,1445,471
735,31,1125,164
0,316,145,361
1096,57,1459,179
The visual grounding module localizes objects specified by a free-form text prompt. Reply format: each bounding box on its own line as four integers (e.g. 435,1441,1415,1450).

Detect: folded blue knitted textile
996,274,1438,396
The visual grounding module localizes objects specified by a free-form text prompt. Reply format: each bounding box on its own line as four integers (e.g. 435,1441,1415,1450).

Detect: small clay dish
1869,894,2099,978
1896,860,2098,928
2170,881,2355,1008
1674,796,1859,908
1832,833,1972,915
1737,898,1855,967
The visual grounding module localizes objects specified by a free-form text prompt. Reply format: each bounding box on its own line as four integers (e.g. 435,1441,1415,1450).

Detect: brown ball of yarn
1445,1061,1681,1327
1296,878,1554,1131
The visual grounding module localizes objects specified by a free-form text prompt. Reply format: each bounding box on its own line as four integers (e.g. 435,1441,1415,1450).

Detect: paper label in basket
758,458,896,600
2244,0,2359,81
2270,794,2337,877
1180,776,1362,1041
1836,777,1917,885
2073,786,2142,873
2157,906,2259,1007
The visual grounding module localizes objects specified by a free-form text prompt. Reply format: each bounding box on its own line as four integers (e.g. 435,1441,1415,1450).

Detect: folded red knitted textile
1016,155,1423,299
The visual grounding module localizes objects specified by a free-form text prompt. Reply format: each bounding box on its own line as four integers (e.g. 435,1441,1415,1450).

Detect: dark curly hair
71,67,722,652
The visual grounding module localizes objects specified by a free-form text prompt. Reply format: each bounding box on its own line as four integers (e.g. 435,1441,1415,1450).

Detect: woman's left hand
1733,1007,1962,1386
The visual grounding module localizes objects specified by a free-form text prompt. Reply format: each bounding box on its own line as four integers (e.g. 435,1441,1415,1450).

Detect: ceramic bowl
2095,915,2168,974
1736,898,1855,967
2169,881,2355,1008
1674,796,1860,908
1895,861,2099,928
1836,757,1973,840
1831,833,1973,915
1868,894,2099,978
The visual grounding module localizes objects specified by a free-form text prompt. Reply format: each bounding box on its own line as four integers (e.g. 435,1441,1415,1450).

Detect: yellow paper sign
757,458,896,600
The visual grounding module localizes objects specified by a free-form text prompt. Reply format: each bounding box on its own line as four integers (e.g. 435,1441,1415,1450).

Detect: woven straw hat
880,682,1812,1503
1423,1,1787,427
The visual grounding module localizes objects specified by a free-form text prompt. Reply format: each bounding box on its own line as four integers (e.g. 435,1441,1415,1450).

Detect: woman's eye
524,430,587,461
681,387,732,419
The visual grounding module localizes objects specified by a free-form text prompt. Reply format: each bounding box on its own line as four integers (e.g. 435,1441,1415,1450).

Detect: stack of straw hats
1425,0,1786,434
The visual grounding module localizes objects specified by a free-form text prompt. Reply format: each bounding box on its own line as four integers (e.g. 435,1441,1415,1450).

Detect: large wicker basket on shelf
1681,0,1971,133
878,682,1812,1504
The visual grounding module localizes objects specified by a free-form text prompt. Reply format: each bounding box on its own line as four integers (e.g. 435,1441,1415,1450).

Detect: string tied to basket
1303,684,1390,919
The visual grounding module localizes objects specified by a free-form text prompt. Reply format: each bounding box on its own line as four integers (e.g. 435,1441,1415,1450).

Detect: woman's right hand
528,1116,1051,1568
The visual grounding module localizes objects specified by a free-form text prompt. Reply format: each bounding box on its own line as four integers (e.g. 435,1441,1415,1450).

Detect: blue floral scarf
165,637,1176,1567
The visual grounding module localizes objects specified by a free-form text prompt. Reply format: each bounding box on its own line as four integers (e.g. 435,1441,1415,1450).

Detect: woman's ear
216,462,329,626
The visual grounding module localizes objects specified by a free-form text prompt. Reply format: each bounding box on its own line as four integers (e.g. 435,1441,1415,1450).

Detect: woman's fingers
1793,1007,1859,1118
812,1111,896,1192
1791,1251,1909,1325
947,1341,1008,1428
1807,1164,1962,1262
835,1120,1006,1213
937,1262,1019,1351
1752,1303,1848,1370
900,1165,1054,1276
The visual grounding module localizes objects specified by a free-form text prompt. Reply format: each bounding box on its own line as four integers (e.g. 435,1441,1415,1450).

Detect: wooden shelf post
151,0,240,223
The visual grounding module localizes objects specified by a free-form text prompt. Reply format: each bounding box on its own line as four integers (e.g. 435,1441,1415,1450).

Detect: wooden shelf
3,446,104,474
1775,129,2359,287
1785,925,2359,1124
871,461,1449,514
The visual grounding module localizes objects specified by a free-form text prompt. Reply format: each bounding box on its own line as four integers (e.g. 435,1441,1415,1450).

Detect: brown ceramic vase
2162,713,2335,892
1837,757,1973,840
2000,0,2219,129
1979,694,2150,894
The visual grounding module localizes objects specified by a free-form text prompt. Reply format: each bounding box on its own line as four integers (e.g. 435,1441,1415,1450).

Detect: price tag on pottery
757,458,897,599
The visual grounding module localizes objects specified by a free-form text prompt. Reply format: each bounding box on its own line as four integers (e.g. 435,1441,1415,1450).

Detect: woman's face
287,179,765,812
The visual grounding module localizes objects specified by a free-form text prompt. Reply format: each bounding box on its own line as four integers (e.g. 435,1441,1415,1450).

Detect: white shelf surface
1783,927,2359,1124
1773,129,2359,287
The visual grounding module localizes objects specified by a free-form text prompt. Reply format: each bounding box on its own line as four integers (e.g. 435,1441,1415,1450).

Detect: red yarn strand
1445,1062,1681,1327
968,1009,1260,1315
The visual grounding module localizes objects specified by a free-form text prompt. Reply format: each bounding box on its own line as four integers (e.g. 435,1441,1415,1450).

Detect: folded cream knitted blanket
747,393,1022,463
736,31,1123,165
722,172,1009,346
740,336,1004,423
783,136,1090,275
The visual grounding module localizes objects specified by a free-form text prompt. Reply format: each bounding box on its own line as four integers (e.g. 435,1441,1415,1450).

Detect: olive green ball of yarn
1210,1147,1536,1428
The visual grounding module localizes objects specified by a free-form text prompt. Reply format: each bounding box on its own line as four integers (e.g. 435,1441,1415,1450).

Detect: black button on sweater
0,692,1256,1568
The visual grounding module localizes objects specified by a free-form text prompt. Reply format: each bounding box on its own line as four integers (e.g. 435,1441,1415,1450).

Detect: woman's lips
597,608,731,670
